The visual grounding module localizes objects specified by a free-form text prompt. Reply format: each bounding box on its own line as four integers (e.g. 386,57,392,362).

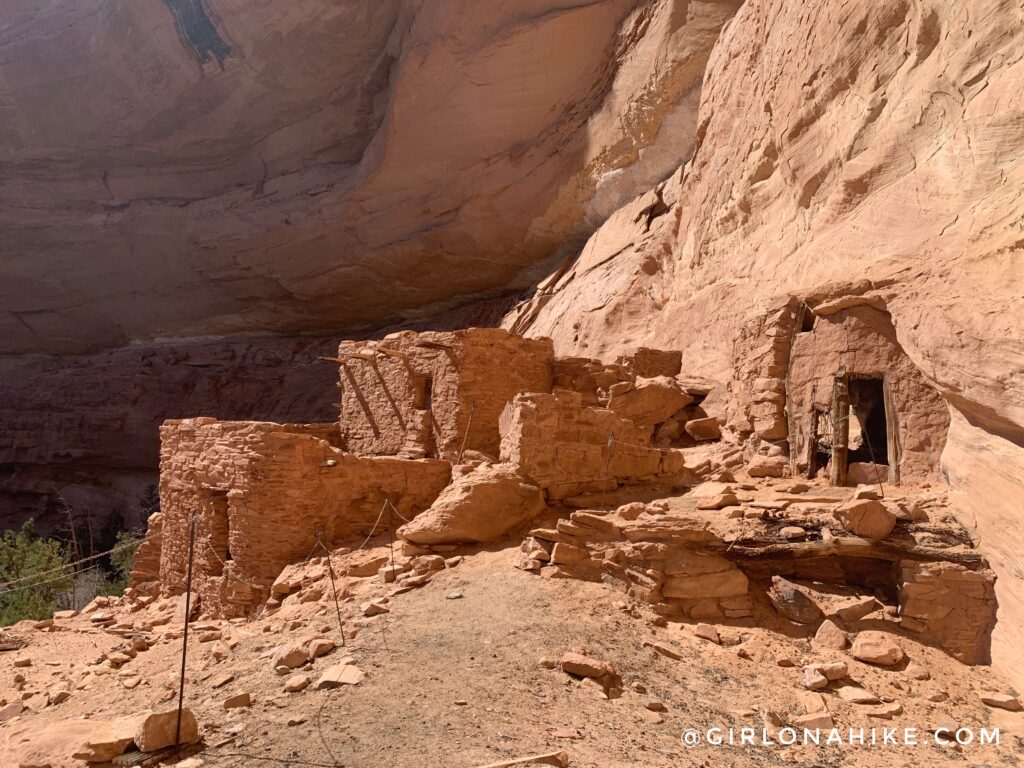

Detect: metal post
175,513,197,750
317,522,347,648
456,402,477,464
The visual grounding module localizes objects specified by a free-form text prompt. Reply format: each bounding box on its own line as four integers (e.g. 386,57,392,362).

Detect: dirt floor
3,539,1023,768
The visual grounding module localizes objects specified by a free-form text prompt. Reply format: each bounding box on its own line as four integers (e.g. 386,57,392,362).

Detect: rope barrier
0,563,104,598
311,522,347,648
0,539,139,591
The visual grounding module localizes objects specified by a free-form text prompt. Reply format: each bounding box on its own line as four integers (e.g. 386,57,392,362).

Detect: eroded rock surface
504,0,1024,686
0,0,738,356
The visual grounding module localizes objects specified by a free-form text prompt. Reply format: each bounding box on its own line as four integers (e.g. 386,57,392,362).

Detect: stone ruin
723,283,950,486
131,328,710,617
130,319,997,667
334,329,553,460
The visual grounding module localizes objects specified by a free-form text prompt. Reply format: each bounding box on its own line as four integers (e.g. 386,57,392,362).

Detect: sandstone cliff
504,0,1024,685
0,338,338,534
1,0,1022,693
0,0,736,355
0,0,737,531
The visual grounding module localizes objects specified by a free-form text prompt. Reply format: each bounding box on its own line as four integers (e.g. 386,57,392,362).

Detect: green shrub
0,520,72,626
95,529,144,596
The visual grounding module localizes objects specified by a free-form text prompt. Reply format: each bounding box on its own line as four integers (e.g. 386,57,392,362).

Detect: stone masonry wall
517,506,753,620
725,285,950,483
788,304,950,483
338,329,553,460
155,418,450,617
499,389,687,501
899,560,997,665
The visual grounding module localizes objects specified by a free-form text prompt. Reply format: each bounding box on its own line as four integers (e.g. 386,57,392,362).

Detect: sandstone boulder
398,463,546,544
285,674,311,693
693,624,721,644
747,456,788,478
834,596,881,622
850,631,905,666
780,525,807,541
980,692,1022,711
836,685,881,704
223,692,251,710
5,719,96,768
768,576,824,625
271,642,309,670
307,638,335,658
134,708,200,752
847,463,889,486
684,417,721,441
74,714,147,762
607,376,692,426
314,664,365,689
792,712,833,729
696,493,739,510
833,500,896,539
868,702,904,719
813,619,847,650
560,652,616,680
814,661,848,680
800,667,828,691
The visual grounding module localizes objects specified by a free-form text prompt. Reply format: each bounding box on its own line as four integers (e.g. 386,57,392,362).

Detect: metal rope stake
315,522,347,648
858,408,887,499
456,401,477,464
175,512,197,750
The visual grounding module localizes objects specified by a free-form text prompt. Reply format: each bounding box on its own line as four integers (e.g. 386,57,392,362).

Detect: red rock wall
899,561,997,665
0,337,338,536
0,0,738,356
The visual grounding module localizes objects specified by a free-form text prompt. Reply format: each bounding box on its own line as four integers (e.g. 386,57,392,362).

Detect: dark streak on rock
161,0,232,68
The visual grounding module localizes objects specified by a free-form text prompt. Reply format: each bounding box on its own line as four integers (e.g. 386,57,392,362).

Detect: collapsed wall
134,331,709,617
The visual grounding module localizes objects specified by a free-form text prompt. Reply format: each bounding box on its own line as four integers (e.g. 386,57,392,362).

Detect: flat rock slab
314,664,366,689
474,751,569,768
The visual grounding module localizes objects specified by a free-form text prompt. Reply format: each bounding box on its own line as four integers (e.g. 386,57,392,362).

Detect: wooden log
375,347,409,361
717,535,986,567
321,351,377,363
830,372,849,486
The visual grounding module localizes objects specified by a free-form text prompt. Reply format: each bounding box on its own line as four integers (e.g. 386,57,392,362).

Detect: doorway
830,375,899,485
848,377,889,465
205,489,231,575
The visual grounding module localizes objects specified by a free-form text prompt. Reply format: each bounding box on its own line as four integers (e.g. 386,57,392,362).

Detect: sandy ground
3,542,1024,768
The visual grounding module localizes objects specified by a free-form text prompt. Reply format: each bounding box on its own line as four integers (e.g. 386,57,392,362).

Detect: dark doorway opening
205,489,231,575
799,304,816,333
413,375,433,411
811,409,832,477
848,377,889,466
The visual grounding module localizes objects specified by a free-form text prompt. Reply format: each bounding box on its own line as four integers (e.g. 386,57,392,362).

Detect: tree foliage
96,529,144,596
0,520,72,626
